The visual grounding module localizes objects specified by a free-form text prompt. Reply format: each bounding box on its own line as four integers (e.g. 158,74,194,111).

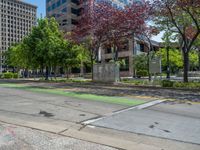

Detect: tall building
46,0,130,32
46,0,160,77
105,0,131,8
0,0,37,73
46,0,81,32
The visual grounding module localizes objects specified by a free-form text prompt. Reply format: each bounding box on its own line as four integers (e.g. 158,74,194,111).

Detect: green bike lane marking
0,83,145,106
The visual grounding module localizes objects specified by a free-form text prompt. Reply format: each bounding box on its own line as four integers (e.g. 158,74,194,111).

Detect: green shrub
137,70,148,77
161,80,174,87
122,78,129,82
173,82,200,89
3,72,13,79
0,74,3,79
13,73,19,79
122,79,149,85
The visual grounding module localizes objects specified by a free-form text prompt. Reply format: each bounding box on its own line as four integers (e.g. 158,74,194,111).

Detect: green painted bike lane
0,83,145,106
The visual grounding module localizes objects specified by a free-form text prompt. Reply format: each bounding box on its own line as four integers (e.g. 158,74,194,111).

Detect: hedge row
122,79,200,89
0,72,19,79
162,80,200,89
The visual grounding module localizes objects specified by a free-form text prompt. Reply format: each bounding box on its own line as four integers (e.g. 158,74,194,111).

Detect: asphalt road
0,86,126,123
92,101,200,145
0,83,200,150
0,86,126,150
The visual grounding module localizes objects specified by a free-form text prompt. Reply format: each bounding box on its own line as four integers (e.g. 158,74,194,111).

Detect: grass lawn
0,83,145,106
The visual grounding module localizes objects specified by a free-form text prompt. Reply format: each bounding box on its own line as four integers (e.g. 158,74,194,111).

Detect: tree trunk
183,51,189,82
41,63,44,79
50,66,53,81
198,49,200,71
91,55,94,80
115,46,118,61
33,70,36,80
25,68,28,78
66,67,71,79
45,66,49,80
147,53,151,82
80,61,84,77
54,66,57,80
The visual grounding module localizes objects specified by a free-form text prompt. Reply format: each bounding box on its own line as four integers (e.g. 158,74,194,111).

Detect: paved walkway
0,123,117,150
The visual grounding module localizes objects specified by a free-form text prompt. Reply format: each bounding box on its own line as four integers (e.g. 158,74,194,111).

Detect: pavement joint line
0,120,126,150
57,128,69,134
83,99,166,125
0,119,60,135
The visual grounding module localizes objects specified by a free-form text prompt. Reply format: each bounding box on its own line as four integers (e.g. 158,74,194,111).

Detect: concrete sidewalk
0,122,117,150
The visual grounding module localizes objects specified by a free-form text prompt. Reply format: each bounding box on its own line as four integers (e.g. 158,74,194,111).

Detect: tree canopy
6,18,89,79
73,0,151,61
153,0,200,82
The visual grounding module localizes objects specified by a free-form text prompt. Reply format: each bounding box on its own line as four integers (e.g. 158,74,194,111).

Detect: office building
0,0,37,72
46,0,81,32
46,0,160,77
46,0,131,32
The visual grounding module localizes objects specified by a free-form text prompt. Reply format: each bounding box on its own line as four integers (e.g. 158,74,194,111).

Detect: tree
153,0,200,82
189,50,199,71
193,35,200,70
72,44,90,77
6,43,28,73
34,18,64,79
156,48,183,74
133,52,156,78
133,53,148,72
21,18,73,80
6,18,83,80
137,26,160,81
72,0,151,79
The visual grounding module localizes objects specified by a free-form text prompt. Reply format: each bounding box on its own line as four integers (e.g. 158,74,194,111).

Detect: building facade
0,0,37,73
46,0,81,32
46,0,160,77
101,38,160,77
46,0,131,32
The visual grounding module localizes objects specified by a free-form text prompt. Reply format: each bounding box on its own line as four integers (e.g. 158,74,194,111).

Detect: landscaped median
122,79,200,89
0,83,145,106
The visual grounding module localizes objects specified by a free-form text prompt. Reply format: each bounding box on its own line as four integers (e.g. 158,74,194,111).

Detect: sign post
149,57,162,82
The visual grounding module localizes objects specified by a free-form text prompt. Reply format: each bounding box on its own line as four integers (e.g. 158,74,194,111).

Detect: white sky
152,32,164,42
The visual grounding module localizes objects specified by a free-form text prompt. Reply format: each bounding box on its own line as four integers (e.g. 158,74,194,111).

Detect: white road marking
82,100,166,125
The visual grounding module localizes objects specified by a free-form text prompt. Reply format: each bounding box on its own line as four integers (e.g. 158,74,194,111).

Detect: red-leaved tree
153,0,200,82
72,0,152,77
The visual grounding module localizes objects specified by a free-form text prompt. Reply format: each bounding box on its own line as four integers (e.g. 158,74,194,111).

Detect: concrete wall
93,63,120,83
